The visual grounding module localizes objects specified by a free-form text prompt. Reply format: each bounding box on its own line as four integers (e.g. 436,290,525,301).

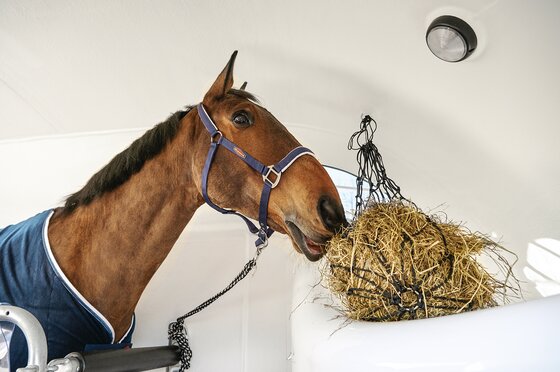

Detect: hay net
324,115,519,322
348,114,405,211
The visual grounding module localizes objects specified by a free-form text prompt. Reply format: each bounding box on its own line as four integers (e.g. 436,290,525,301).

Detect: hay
324,200,518,321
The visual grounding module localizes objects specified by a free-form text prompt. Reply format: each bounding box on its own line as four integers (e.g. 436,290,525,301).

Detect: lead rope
168,245,265,371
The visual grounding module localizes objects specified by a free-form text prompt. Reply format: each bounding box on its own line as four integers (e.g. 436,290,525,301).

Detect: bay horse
0,51,346,369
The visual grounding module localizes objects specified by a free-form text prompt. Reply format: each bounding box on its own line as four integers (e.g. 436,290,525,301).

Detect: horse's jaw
285,221,327,262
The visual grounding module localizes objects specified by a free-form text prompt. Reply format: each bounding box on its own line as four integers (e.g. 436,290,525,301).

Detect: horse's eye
231,111,253,128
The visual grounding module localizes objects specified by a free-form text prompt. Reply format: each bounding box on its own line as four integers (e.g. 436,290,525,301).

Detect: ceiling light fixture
426,15,477,62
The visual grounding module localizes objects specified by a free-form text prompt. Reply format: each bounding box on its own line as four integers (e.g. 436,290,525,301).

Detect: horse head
191,52,346,261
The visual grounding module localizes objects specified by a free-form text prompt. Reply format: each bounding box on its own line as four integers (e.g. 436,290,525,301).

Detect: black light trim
426,15,478,62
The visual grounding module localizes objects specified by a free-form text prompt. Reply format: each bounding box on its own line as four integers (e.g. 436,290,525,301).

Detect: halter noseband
197,103,315,248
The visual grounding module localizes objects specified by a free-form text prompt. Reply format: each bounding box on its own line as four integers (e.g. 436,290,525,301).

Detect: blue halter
197,103,315,248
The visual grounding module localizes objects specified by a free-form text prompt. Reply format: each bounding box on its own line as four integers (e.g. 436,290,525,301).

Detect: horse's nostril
318,196,346,233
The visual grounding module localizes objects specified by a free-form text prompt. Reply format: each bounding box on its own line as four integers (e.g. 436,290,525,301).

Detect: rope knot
168,319,192,371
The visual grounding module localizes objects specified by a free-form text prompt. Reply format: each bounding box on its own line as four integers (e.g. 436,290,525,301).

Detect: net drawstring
348,115,406,217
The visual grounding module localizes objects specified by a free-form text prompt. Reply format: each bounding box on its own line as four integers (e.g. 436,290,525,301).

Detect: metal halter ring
210,131,223,144
262,166,281,188
256,230,269,249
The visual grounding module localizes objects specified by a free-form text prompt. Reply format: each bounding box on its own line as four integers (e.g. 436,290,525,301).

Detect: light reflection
0,321,14,372
324,166,370,221
524,238,560,297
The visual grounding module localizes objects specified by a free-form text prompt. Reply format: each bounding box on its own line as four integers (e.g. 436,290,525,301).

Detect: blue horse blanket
0,210,134,369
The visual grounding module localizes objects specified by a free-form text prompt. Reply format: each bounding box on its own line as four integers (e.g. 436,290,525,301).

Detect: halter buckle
263,166,281,188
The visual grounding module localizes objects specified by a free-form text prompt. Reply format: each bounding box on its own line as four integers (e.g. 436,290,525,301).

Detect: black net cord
168,247,263,371
348,114,407,216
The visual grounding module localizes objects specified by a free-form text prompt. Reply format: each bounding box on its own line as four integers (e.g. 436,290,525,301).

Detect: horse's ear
204,51,237,102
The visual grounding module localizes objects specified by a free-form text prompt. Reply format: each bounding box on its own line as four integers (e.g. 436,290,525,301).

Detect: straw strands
324,200,519,321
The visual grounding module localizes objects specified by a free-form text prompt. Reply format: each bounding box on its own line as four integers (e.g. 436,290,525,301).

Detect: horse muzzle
285,221,328,261
285,197,346,261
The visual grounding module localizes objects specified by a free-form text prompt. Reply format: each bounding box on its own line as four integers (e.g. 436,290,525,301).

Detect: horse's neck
48,118,204,339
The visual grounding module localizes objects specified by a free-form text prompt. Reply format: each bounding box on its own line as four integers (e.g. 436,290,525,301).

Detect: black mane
63,89,258,214
63,108,192,213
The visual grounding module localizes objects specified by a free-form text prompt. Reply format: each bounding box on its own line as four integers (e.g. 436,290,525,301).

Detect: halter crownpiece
197,103,316,248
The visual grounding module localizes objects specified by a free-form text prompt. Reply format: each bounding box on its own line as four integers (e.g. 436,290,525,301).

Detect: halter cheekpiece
197,103,315,248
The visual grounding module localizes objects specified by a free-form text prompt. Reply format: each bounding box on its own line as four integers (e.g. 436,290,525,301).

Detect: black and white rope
168,246,264,371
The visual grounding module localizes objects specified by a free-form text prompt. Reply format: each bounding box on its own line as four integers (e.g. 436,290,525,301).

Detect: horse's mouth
285,221,327,262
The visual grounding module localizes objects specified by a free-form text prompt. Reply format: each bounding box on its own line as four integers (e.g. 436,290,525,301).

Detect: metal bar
82,346,180,372
0,305,47,372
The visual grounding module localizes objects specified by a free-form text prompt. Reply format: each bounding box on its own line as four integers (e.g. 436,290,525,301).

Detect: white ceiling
2,0,558,139
1,1,559,280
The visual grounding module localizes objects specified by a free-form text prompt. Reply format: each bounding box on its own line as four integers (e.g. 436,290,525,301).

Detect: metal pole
81,346,180,372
